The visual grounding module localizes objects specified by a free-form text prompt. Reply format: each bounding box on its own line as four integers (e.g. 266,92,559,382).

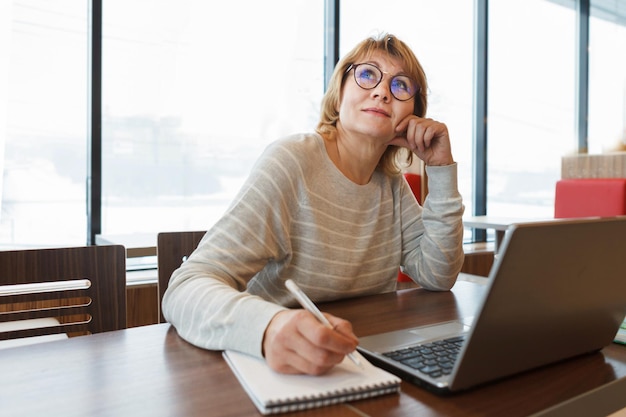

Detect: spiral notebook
223,350,401,415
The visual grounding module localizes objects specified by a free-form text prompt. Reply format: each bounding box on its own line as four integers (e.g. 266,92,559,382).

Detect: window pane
588,2,626,154
339,0,474,215
0,1,88,249
102,0,324,236
487,0,576,218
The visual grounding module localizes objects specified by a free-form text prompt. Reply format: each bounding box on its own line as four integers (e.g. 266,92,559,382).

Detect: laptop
357,216,626,394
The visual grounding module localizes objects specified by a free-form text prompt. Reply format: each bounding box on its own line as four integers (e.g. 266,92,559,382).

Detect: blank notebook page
223,350,401,415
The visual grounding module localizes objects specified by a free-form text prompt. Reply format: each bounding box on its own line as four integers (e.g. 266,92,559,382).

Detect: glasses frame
345,63,419,102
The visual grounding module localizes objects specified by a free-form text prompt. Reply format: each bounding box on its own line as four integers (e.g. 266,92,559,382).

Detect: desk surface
1,277,625,417
463,216,553,252
463,215,552,230
95,233,157,258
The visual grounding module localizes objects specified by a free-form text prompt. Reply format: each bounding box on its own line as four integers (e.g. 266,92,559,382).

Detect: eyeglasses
346,63,419,101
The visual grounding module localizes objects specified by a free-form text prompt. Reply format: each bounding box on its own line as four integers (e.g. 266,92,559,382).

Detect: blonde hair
316,33,428,176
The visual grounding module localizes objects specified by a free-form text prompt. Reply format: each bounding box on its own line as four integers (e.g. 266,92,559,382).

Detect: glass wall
101,0,324,236
487,0,576,218
1,0,625,250
0,0,88,249
588,1,626,154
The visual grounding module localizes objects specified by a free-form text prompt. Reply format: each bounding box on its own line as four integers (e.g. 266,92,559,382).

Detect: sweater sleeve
161,140,298,359
399,163,465,290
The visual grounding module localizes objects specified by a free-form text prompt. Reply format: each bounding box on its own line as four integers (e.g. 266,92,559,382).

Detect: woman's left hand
389,115,454,166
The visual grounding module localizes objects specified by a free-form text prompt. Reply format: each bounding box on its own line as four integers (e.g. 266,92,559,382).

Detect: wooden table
2,277,625,417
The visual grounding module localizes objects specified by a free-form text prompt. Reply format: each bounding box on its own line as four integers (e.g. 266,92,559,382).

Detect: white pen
285,279,362,368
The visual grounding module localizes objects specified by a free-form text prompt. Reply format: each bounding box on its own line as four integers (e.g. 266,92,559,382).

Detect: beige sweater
162,133,465,358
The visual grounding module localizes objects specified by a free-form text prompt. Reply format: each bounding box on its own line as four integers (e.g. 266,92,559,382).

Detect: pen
285,279,362,368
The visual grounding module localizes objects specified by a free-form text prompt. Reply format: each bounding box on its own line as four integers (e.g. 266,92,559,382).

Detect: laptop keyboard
382,335,466,378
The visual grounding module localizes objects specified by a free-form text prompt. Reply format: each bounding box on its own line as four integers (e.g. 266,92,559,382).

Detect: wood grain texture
0,245,126,339
1,280,625,417
156,230,206,322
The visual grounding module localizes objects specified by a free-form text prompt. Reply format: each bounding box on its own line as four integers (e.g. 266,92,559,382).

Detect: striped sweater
162,132,465,358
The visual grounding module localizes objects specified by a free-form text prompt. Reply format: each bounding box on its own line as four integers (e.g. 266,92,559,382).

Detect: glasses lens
390,76,418,101
354,64,382,89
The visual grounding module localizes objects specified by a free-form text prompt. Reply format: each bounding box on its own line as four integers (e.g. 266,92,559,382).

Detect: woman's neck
322,132,385,185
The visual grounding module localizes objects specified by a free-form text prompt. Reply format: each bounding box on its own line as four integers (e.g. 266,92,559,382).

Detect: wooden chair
157,231,206,323
0,245,127,347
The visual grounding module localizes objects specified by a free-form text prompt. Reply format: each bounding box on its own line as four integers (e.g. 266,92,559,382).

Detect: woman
162,33,465,376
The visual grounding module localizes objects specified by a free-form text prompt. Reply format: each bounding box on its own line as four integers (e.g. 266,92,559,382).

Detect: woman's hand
389,115,454,166
262,309,359,375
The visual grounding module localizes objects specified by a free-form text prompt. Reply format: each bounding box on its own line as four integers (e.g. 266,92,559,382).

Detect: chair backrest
403,172,422,205
555,178,626,218
398,173,423,283
0,245,127,344
157,231,206,323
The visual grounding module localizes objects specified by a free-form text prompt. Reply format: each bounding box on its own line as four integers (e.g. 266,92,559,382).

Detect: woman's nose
371,81,391,102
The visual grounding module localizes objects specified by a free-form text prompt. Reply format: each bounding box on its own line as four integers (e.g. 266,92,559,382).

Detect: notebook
358,216,626,394
223,350,400,415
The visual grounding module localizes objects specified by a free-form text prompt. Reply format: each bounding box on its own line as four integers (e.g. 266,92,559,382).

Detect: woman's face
337,52,415,143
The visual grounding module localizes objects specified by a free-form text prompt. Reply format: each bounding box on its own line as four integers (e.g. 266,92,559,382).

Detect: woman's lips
363,107,390,117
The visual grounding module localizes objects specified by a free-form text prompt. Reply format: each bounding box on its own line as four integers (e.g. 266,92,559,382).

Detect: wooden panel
157,231,207,322
460,250,494,277
561,152,626,178
126,284,158,328
0,245,127,340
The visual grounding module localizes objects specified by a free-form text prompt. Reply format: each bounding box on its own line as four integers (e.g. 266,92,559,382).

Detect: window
101,0,324,236
0,0,88,249
2,1,624,250
588,1,626,154
487,0,576,218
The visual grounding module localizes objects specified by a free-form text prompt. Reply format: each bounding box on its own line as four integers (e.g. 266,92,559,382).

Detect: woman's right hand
262,309,359,375
390,115,454,166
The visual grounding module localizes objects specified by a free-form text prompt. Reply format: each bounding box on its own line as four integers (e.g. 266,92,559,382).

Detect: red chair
398,173,422,283
554,178,626,218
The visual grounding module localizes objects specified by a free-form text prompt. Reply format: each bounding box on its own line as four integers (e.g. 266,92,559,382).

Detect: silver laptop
357,216,626,394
